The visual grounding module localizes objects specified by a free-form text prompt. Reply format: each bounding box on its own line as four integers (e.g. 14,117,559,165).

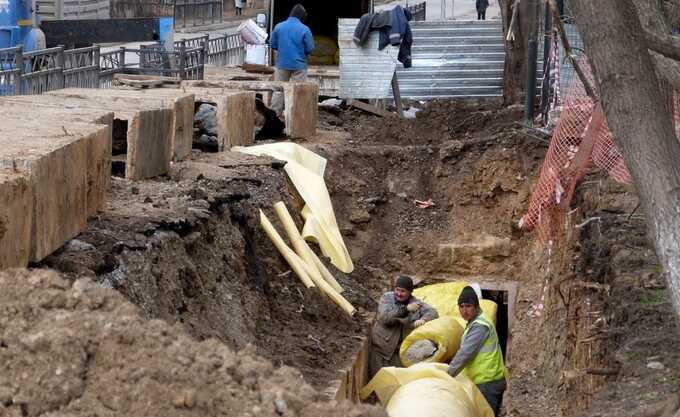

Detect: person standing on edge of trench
270,3,314,117
234,0,245,16
369,275,439,378
448,286,507,417
476,0,489,20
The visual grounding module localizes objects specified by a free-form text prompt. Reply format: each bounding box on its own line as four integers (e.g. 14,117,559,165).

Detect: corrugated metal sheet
338,19,509,100
338,18,399,99
398,20,505,99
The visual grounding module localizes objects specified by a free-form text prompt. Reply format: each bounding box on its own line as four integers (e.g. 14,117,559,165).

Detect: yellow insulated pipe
272,202,356,317
259,210,315,289
273,201,344,293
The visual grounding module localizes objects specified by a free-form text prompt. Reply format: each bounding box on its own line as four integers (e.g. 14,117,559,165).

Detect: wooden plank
114,73,181,84
0,118,110,262
283,82,318,138
0,171,34,269
115,77,164,89
51,88,195,161
179,87,258,149
32,93,174,180
184,80,318,139
0,99,113,217
391,72,404,118
347,99,394,118
184,79,284,92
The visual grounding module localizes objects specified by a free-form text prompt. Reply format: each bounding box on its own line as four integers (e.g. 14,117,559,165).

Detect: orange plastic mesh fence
522,58,679,243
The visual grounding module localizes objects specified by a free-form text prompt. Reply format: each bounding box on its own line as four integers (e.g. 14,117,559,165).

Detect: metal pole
525,40,538,126
14,46,23,95
539,1,552,120
94,46,101,89
524,0,540,126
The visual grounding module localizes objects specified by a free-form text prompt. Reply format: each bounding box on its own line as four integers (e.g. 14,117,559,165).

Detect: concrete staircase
397,20,505,100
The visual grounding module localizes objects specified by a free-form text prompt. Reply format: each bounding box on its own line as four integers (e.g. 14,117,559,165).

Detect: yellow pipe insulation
259,210,315,289
273,202,344,293
261,205,356,317
361,363,493,417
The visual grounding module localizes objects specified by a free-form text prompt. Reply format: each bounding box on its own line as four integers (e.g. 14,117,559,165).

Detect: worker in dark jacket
476,0,490,20
270,4,314,116
369,275,438,378
448,286,507,416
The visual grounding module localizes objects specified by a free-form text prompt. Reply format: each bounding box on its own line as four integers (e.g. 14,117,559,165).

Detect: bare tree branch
547,0,597,99
645,31,680,62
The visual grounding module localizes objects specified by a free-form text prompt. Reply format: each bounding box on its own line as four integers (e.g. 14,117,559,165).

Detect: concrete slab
9,94,174,181
283,82,318,139
177,86,255,149
0,118,110,262
0,170,33,269
0,99,113,217
183,80,318,139
49,88,195,161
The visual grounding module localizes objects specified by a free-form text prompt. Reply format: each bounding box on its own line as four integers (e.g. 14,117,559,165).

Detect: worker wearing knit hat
369,275,438,378
448,286,507,416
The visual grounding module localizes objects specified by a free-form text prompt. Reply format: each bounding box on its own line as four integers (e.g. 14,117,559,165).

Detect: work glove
406,302,421,313
413,319,426,328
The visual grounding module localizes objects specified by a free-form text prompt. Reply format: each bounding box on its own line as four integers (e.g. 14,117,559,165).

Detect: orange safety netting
521,58,680,243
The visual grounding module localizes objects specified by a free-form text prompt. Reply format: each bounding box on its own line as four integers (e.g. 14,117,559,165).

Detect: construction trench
1,77,679,417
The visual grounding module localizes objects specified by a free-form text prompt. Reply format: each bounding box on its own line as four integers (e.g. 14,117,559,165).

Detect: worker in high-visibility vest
448,286,507,417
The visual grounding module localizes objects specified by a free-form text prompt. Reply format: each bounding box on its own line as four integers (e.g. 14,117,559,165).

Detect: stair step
398,77,503,87
411,27,503,36
397,69,504,79
411,20,503,27
407,60,505,69
412,44,505,53
411,36,504,45
410,52,506,61
400,86,504,95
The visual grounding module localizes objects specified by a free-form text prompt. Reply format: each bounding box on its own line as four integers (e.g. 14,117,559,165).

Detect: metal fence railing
406,2,427,21
21,47,66,95
0,32,246,96
174,0,223,28
176,34,245,67
64,46,101,89
0,47,22,96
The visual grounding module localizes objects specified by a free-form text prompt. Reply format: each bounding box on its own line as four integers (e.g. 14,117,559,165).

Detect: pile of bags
238,19,268,65
308,35,340,65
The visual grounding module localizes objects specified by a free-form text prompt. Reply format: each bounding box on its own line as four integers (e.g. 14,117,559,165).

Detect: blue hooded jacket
270,16,314,71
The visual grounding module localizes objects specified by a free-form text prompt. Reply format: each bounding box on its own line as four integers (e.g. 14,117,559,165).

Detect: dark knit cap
458,286,479,306
395,275,414,291
290,4,307,21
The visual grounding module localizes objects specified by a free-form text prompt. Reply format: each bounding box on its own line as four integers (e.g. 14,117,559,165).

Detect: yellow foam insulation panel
233,143,354,273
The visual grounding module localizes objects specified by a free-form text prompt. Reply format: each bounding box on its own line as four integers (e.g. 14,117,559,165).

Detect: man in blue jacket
270,4,314,117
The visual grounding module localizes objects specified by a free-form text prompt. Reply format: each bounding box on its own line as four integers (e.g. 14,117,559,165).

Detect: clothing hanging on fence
352,6,413,68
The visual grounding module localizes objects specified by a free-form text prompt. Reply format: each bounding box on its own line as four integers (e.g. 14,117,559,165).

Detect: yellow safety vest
463,311,506,384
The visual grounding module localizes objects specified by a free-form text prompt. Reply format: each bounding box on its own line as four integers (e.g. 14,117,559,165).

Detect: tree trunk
499,0,534,104
570,0,680,322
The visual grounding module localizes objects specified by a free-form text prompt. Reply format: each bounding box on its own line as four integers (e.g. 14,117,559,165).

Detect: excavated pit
36,101,680,416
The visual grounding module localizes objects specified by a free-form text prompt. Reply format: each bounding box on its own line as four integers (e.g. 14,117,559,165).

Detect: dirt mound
319,101,524,146
0,269,386,417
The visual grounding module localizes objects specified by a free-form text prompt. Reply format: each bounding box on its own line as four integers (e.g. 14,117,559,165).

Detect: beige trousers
271,68,308,116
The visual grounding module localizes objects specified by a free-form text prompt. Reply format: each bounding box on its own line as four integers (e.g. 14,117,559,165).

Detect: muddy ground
0,269,386,417
22,99,680,416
